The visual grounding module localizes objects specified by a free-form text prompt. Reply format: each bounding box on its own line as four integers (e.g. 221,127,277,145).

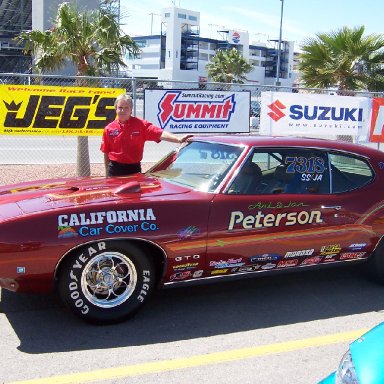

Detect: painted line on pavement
8,328,368,384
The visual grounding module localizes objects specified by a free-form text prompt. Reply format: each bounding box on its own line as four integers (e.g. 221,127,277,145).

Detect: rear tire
58,241,155,324
366,240,384,283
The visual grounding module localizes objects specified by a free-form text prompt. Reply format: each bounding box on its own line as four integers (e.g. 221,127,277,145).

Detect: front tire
58,241,155,324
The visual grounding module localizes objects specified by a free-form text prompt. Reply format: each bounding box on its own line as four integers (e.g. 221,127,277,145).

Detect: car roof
192,134,383,158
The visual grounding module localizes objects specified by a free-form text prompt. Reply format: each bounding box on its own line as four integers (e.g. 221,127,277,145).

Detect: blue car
319,322,384,383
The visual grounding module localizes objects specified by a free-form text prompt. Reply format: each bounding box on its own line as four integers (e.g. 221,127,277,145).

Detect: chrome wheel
81,251,137,308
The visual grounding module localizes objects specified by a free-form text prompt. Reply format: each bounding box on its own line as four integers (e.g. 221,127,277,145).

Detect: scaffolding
0,0,121,74
0,0,32,73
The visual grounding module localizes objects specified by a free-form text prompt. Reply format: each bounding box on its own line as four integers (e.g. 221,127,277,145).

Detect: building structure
0,0,102,74
1,1,297,86
126,6,297,86
0,0,32,73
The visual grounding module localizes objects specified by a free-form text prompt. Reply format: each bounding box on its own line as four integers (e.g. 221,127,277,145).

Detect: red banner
369,98,384,143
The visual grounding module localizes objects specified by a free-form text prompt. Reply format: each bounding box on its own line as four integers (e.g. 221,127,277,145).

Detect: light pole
275,0,284,86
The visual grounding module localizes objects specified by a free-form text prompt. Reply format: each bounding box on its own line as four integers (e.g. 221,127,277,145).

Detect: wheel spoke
81,251,138,308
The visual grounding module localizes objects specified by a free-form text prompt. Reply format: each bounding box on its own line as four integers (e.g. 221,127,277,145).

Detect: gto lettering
175,255,200,262
228,210,322,230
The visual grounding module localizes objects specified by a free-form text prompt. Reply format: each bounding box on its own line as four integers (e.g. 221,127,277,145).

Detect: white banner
260,91,371,140
144,89,250,133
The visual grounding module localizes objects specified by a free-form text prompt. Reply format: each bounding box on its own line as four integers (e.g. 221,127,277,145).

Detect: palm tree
206,48,253,84
17,2,140,176
298,26,384,93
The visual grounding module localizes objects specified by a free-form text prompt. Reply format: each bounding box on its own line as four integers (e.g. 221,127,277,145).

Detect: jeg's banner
0,85,124,136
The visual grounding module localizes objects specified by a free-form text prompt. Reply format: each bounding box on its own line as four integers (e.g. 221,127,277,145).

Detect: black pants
107,161,141,177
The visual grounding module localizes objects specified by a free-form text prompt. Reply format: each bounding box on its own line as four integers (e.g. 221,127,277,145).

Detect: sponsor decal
285,249,314,258
349,243,367,251
177,225,200,239
170,271,193,281
58,209,156,226
323,254,338,262
173,262,199,271
340,252,366,260
250,253,281,262
210,258,244,269
232,265,261,273
277,259,299,268
58,226,78,239
320,244,341,255
57,209,158,238
211,269,229,275
261,262,276,270
248,201,309,210
193,270,204,278
301,256,323,265
228,210,322,230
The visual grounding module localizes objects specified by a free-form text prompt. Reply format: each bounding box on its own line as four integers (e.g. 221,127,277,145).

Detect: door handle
321,205,342,210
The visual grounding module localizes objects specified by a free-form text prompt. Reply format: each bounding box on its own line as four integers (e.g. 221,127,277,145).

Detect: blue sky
120,0,382,48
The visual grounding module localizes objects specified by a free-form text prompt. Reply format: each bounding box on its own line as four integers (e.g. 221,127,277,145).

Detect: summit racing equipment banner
369,98,384,143
0,85,124,136
260,91,371,140
144,89,250,133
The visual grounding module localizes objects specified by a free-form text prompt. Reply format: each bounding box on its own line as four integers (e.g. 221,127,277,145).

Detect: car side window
329,153,374,193
227,148,330,195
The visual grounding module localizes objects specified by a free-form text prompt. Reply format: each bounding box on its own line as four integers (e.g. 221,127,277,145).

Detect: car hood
351,322,384,383
0,174,190,219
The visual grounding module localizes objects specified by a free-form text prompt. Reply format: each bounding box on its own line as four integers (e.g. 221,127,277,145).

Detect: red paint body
1,135,384,294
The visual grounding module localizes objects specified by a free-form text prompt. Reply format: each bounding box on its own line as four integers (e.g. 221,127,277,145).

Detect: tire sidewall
58,240,155,324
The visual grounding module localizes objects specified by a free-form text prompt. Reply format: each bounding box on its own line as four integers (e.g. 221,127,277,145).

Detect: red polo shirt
100,117,163,164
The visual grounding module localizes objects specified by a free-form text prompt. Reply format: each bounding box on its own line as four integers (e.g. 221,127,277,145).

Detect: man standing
100,93,192,176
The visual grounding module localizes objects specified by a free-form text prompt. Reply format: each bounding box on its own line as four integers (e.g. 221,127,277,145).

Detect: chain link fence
0,73,382,184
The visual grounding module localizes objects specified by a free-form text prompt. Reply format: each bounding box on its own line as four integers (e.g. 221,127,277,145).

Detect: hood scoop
114,181,142,195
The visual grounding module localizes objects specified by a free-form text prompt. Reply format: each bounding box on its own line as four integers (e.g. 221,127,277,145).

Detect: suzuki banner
144,89,250,133
260,91,371,141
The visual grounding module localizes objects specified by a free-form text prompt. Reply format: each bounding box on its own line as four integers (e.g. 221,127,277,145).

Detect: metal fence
0,72,383,180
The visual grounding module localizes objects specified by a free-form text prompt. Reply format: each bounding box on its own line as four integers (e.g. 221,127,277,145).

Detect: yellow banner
0,85,124,136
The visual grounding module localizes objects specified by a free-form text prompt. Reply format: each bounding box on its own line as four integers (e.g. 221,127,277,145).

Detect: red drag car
1,135,384,324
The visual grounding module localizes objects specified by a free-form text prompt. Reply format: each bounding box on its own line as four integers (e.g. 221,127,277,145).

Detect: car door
206,147,377,277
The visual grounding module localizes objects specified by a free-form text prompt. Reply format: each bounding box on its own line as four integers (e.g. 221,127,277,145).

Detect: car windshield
148,141,244,192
